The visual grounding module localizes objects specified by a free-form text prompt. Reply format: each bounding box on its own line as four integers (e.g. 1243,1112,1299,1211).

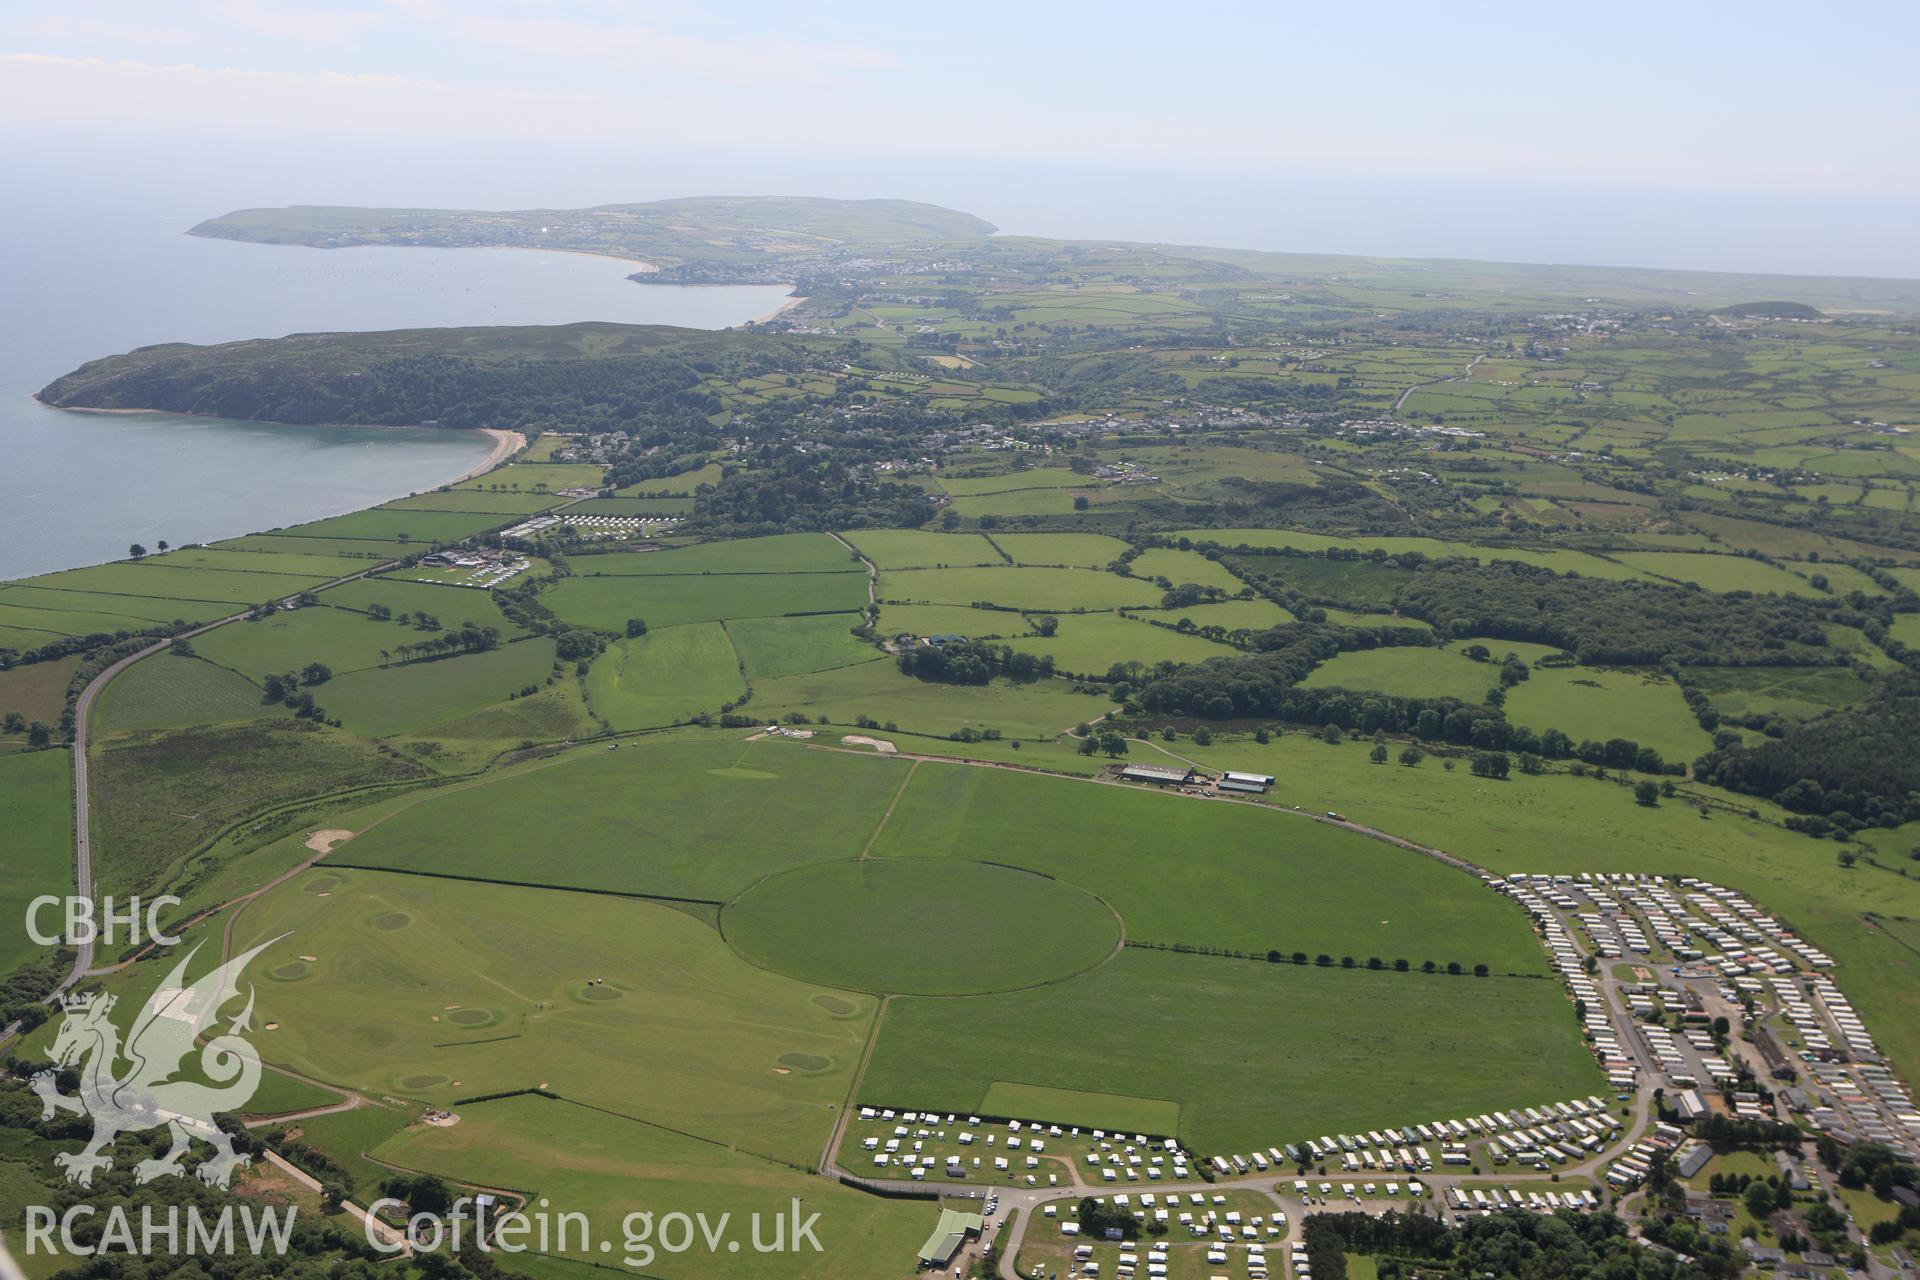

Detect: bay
0,200,789,579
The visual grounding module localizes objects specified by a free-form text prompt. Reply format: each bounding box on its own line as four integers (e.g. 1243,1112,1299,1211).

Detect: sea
0,197,789,579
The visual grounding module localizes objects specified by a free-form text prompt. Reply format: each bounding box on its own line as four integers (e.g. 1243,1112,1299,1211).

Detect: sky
4,0,1918,277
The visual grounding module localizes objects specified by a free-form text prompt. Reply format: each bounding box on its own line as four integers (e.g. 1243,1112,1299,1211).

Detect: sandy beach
506,245,658,274
449,427,526,483
744,294,808,325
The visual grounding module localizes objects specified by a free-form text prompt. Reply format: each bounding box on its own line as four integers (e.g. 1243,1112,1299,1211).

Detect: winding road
1394,353,1485,414
35,565,398,1013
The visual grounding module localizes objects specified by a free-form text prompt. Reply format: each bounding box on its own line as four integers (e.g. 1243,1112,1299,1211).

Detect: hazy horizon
4,0,1918,280
8,133,1920,284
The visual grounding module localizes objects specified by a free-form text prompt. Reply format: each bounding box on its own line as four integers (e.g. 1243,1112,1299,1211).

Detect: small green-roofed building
917,1208,983,1268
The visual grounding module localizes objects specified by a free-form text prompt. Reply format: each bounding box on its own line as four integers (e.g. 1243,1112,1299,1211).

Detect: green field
0,751,72,977
937,468,1087,495
1178,731,1920,1091
615,462,723,494
978,1082,1181,1136
1302,645,1498,703
1503,665,1715,762
144,545,386,578
544,572,869,631
192,603,444,681
860,949,1599,1153
281,1101,419,1201
454,461,605,491
319,576,527,632
1301,644,1712,761
1003,612,1238,676
19,561,321,605
382,489,562,514
1149,599,1293,632
215,533,408,560
872,763,1550,975
564,495,695,516
872,603,1020,639
947,488,1086,517
316,638,559,737
1613,551,1820,595
989,532,1132,567
723,858,1120,995
572,534,856,576
0,602,164,641
89,716,427,895
838,528,1003,568
749,661,1112,740
330,735,903,901
726,614,876,679
587,624,745,729
1177,534,1657,582
1127,548,1246,592
1687,665,1871,721
271,508,508,544
0,655,83,729
234,868,873,1166
0,584,238,625
371,1093,930,1278
877,566,1162,611
92,653,274,732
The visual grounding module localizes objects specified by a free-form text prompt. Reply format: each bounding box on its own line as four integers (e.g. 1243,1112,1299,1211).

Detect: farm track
826,529,878,612
1393,352,1485,413
858,758,919,858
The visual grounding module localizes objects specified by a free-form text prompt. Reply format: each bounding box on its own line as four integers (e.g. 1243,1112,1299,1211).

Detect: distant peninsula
185,194,1920,313
190,195,999,286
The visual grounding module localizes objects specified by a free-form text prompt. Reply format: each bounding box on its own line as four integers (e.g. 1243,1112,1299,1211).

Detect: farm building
1118,763,1194,786
1222,771,1275,793
1674,1143,1712,1179
917,1207,983,1269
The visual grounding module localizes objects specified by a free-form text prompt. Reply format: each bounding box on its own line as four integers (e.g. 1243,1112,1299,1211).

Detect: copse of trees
1695,672,1920,828
687,451,938,534
1297,1206,1740,1280
1397,561,1842,667
897,640,1054,685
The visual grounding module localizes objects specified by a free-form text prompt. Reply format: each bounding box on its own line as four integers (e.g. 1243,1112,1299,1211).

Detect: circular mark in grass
577,984,623,1003
304,875,340,895
270,961,311,981
724,859,1120,996
811,994,860,1017
370,911,412,931
778,1052,832,1073
400,1074,449,1090
446,1007,495,1027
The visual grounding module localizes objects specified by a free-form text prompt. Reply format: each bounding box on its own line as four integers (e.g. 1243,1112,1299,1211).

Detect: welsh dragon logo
32,937,282,1188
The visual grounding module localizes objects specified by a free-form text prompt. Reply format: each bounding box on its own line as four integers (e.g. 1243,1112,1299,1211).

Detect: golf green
723,859,1120,996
